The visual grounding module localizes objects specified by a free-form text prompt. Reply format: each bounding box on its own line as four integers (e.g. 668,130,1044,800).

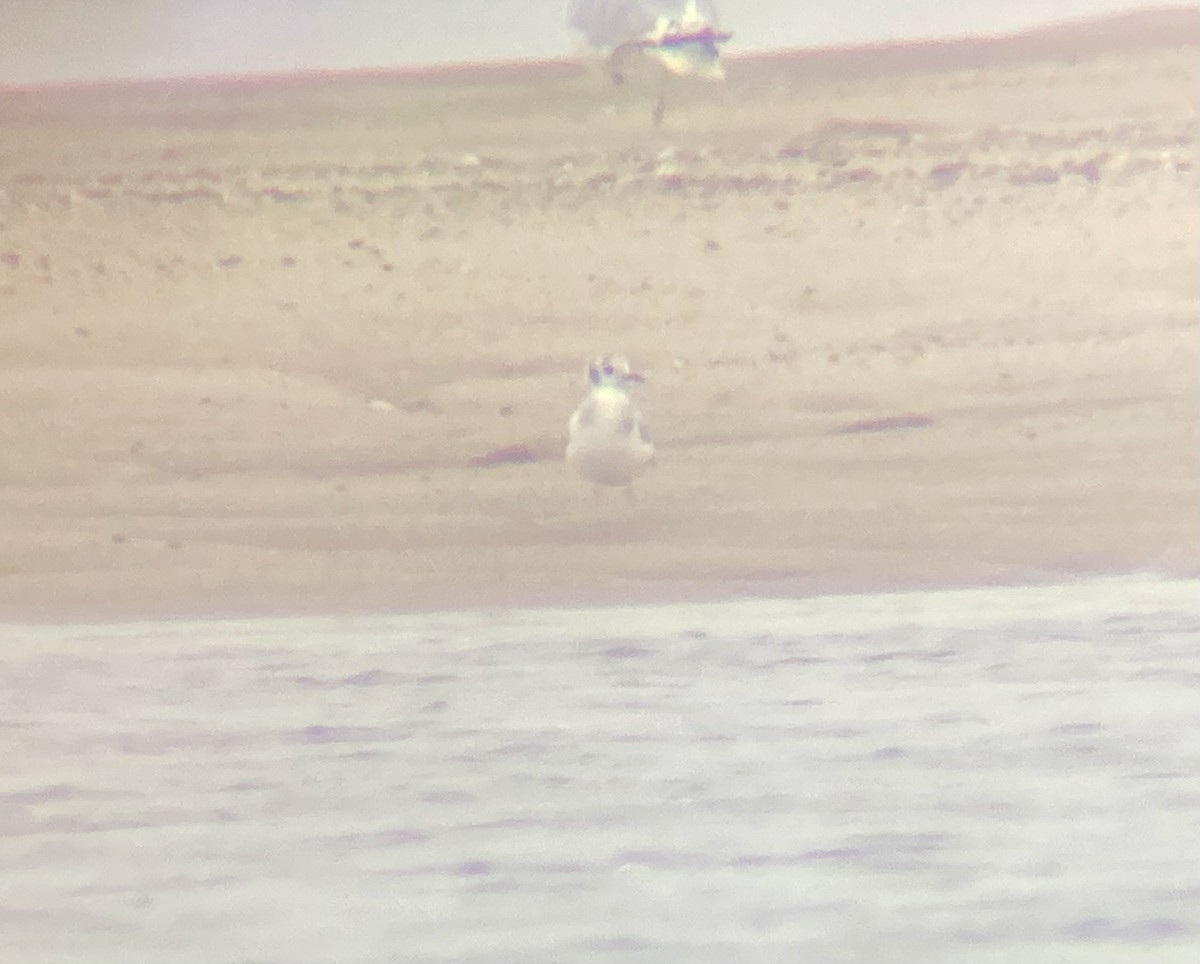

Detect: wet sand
1,8,1197,621
4,579,1199,962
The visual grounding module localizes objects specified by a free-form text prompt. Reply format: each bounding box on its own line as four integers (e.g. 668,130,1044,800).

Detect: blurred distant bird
567,0,731,127
566,353,655,497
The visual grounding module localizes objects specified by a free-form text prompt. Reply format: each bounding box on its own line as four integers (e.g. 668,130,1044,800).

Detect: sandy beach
1,8,1197,621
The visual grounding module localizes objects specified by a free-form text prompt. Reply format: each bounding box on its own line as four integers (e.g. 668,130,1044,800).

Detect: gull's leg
652,74,668,130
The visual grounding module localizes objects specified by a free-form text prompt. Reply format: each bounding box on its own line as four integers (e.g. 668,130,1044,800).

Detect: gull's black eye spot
602,363,614,376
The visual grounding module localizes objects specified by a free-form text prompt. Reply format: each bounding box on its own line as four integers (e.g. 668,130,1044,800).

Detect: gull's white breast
566,385,654,486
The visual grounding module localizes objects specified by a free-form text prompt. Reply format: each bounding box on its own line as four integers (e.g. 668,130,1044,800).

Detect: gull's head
585,353,645,391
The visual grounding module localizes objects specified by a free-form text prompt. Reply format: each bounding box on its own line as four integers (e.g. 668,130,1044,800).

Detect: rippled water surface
3,576,1199,963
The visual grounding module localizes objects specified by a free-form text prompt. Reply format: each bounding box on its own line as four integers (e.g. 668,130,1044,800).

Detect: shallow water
2,575,1199,963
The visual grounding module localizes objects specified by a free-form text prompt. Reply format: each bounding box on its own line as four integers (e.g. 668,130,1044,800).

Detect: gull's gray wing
568,0,655,49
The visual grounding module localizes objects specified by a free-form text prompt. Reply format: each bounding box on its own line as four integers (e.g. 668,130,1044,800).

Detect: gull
566,353,655,498
568,1,732,128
